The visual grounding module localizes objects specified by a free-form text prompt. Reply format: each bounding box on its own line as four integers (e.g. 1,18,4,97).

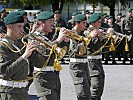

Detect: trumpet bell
57,46,67,60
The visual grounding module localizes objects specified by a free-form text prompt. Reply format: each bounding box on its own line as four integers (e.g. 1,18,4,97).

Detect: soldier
121,8,133,64
115,13,122,28
53,10,67,49
68,14,92,100
32,11,68,100
54,10,66,28
67,11,82,29
85,10,91,20
0,11,39,100
101,15,109,31
106,16,119,64
114,13,123,61
85,10,91,28
84,13,105,100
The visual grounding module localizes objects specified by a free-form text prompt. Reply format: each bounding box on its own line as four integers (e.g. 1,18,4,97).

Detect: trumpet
99,31,131,51
114,32,132,41
22,33,67,60
54,27,91,45
114,32,132,51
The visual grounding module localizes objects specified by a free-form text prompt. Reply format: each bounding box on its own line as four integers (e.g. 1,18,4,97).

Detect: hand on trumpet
56,27,70,43
107,28,115,34
89,29,100,38
22,42,38,60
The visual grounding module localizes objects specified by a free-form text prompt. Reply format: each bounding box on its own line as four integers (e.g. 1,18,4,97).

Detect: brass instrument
65,29,92,56
114,32,131,52
54,27,91,45
99,31,131,51
67,31,91,44
22,33,67,60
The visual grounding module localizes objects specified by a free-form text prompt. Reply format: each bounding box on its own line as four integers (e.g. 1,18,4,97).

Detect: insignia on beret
0,53,3,62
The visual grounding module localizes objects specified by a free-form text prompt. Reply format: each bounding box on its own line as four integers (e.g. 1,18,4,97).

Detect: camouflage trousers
88,59,105,100
34,71,61,100
0,92,29,100
70,62,91,100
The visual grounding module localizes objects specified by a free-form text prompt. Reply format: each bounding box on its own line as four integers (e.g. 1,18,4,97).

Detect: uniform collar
4,35,16,44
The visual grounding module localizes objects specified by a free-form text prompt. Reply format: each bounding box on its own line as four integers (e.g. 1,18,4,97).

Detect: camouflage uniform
84,13,106,100
84,30,105,100
84,28,105,100
0,11,34,100
121,14,133,63
69,28,91,100
0,36,44,100
33,29,61,100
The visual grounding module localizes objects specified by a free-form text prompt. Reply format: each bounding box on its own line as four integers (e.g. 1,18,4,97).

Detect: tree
0,0,128,17
98,0,127,22
51,0,65,12
82,0,127,22
0,0,65,12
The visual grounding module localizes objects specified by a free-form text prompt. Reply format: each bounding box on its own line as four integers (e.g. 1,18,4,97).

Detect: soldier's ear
6,25,12,29
74,21,80,25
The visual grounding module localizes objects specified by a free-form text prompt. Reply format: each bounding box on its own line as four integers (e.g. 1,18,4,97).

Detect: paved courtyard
29,64,133,100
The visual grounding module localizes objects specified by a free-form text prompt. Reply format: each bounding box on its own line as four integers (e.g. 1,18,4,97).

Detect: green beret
54,10,61,14
72,11,82,16
88,13,101,23
107,16,113,19
4,12,24,25
18,10,27,16
37,11,54,21
73,14,86,22
127,8,132,12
